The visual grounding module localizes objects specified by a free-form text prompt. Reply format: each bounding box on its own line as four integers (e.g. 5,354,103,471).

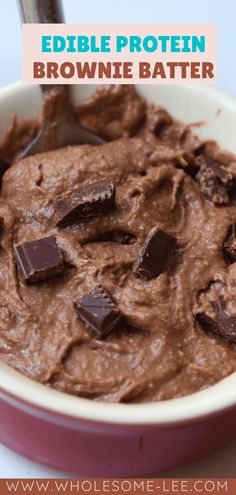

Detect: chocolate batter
1,85,236,403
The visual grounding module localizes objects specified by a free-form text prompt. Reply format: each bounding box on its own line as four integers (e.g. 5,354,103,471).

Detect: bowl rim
1,361,236,426
0,81,236,426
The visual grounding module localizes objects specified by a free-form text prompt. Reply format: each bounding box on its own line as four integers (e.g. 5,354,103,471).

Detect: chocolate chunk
55,177,116,227
0,158,10,186
14,236,64,282
74,286,122,338
224,223,236,262
196,156,234,205
133,226,177,280
217,317,236,343
197,312,219,334
224,234,236,260
197,312,236,344
197,301,236,343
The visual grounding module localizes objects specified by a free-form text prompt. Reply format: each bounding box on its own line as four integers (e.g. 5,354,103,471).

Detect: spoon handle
18,0,64,24
18,0,65,93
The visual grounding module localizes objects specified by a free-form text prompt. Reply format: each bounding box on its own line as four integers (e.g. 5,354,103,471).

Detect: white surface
0,0,236,478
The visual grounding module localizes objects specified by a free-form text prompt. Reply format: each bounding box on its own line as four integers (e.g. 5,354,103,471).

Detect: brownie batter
1,85,236,403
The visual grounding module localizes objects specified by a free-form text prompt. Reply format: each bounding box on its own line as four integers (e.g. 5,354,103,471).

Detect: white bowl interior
0,82,236,425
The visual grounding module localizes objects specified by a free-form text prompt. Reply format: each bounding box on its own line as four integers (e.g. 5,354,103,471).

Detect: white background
0,0,236,478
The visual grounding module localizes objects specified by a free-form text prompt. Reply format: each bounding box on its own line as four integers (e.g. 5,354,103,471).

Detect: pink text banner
23,24,216,84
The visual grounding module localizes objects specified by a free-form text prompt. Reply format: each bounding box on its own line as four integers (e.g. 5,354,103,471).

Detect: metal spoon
17,0,104,159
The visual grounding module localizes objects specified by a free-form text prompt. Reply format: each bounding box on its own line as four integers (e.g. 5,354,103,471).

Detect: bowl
0,82,236,476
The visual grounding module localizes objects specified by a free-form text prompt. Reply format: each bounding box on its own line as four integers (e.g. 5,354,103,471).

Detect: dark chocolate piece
133,226,177,280
196,312,219,334
74,286,122,338
224,223,236,262
0,216,4,232
14,236,63,282
196,156,234,205
197,300,236,343
197,312,236,343
0,158,9,185
55,177,116,227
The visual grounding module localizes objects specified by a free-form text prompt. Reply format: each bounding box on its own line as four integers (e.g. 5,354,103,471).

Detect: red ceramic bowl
1,83,236,476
